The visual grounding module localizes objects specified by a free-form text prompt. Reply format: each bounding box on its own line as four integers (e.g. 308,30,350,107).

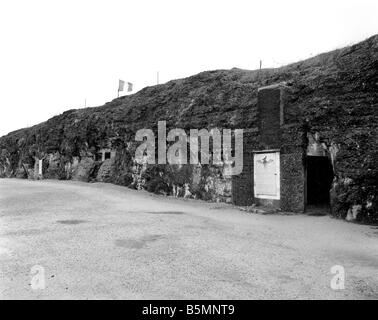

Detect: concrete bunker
232,83,334,213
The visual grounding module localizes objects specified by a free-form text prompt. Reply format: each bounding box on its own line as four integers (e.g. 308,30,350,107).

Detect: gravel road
0,179,377,299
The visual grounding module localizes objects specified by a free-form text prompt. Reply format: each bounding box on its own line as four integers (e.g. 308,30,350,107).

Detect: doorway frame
304,154,334,209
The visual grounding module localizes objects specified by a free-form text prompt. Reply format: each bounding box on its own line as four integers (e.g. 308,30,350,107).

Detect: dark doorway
104,152,111,160
306,156,334,206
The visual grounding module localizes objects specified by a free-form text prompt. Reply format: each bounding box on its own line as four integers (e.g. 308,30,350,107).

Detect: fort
0,35,377,223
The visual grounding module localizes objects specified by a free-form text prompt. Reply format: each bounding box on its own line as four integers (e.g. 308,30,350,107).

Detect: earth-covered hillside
1,35,377,222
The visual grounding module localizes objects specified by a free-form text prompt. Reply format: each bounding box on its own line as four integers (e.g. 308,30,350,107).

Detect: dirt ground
0,179,377,299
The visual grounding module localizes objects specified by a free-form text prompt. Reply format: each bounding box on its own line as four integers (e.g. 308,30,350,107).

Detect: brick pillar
231,130,258,206
257,84,283,149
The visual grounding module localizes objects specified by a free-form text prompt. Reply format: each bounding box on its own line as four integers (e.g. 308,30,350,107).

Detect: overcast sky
0,0,377,136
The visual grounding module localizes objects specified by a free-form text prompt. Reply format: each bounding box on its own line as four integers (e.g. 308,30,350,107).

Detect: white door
253,152,280,199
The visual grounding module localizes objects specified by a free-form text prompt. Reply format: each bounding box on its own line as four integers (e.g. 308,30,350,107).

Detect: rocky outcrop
97,159,115,182
71,157,96,182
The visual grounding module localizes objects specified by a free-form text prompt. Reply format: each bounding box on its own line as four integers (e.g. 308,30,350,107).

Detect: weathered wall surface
0,35,377,222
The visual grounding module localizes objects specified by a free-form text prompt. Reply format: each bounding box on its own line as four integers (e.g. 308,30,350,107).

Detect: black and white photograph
0,0,377,306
